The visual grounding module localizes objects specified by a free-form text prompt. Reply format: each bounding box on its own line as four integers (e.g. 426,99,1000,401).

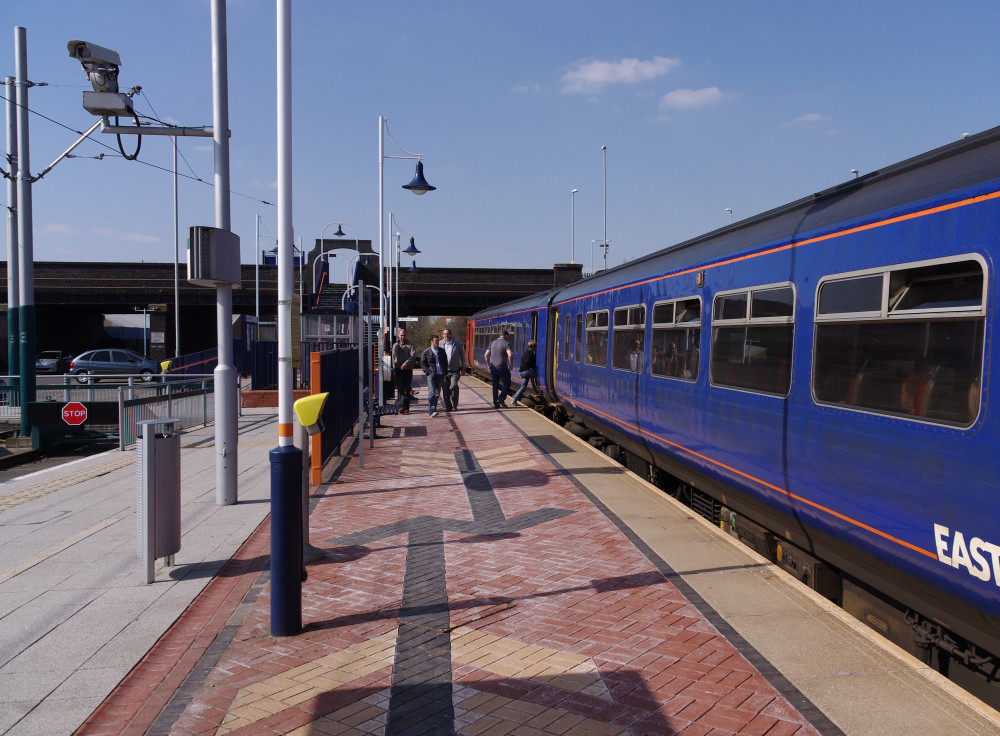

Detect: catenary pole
5,75,19,388
211,0,238,505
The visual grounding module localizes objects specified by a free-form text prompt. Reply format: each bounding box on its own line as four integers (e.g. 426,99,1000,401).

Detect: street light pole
601,145,607,266
571,188,578,264
173,137,180,358
378,116,435,404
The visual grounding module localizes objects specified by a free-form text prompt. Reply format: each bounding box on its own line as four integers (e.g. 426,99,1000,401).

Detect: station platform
3,379,998,735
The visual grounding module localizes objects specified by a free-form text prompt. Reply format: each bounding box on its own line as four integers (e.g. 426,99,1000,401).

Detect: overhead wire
0,88,273,206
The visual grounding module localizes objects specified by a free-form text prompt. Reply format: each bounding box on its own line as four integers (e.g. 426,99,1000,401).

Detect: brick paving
76,383,826,736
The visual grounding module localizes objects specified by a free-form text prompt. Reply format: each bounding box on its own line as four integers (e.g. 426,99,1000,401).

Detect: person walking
440,327,467,411
511,339,539,406
420,334,449,417
484,329,513,409
391,327,417,414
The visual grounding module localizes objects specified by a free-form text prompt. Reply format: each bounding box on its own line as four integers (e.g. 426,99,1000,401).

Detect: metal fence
0,375,215,449
118,378,215,449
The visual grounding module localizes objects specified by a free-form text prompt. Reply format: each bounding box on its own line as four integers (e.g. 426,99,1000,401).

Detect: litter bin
136,418,181,584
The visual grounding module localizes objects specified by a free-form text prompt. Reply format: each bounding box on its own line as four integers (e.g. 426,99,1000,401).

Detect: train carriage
471,126,1000,702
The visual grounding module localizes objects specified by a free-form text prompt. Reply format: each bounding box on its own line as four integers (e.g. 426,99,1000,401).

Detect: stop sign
61,402,88,426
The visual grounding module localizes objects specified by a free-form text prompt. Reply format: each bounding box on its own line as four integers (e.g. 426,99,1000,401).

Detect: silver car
70,349,160,383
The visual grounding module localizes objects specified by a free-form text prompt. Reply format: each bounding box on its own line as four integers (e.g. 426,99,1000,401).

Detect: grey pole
5,76,19,386
377,117,385,406
601,145,607,271
255,214,259,320
173,137,180,358
571,188,578,264
15,27,35,439
211,0,238,505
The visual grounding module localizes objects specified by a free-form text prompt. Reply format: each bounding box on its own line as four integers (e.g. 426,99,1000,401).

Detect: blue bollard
270,444,303,636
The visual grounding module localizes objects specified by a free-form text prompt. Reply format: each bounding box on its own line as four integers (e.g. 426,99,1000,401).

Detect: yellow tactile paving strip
217,632,398,735
475,445,538,473
216,627,613,735
0,454,135,512
450,628,611,700
399,449,456,476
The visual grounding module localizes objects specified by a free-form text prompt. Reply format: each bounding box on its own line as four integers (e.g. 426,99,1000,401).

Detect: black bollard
270,444,303,636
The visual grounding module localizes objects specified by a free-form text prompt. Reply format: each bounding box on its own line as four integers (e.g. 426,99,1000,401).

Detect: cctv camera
67,40,121,93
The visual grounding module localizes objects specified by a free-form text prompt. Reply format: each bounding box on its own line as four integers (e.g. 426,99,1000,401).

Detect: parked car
35,350,74,374
70,349,160,383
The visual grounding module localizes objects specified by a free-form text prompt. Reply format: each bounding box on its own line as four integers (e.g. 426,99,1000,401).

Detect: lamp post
378,116,435,405
725,207,733,224
314,220,357,291
590,239,596,272
601,145,607,262
388,213,419,335
571,188,578,263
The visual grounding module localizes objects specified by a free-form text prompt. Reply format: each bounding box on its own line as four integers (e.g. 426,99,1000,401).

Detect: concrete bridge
0,259,582,366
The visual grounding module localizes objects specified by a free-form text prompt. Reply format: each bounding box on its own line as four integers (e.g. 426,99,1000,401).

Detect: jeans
444,370,462,409
394,369,413,411
512,367,538,403
489,364,511,406
426,372,445,414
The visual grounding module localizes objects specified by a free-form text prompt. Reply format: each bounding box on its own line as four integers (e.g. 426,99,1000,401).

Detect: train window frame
585,309,610,367
651,296,701,382
812,254,987,426
710,282,795,396
612,304,647,373
575,313,583,362
563,315,571,361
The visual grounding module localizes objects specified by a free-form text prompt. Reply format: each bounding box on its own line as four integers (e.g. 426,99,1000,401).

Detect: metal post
271,0,302,637
15,27,36,439
173,136,180,358
377,117,385,406
5,76,19,391
357,282,364,468
211,0,238,505
255,213,260,320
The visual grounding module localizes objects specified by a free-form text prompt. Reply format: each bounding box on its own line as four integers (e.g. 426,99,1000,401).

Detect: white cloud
784,112,832,127
41,223,79,236
513,83,541,94
659,86,726,111
561,55,680,94
91,227,162,244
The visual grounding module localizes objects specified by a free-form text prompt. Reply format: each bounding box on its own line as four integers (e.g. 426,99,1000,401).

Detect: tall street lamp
571,188,578,264
390,213,420,332
601,145,607,262
378,116,435,406
725,207,733,224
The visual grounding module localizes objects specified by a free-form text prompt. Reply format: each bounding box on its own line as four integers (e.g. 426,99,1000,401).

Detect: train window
575,314,583,362
563,315,571,361
711,284,794,395
585,310,609,367
814,256,985,426
818,275,881,315
612,305,646,372
651,297,701,380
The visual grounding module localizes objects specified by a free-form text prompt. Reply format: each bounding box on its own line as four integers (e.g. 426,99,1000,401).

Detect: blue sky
5,1,1000,274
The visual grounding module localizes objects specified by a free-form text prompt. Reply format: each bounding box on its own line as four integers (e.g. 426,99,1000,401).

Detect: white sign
398,317,419,322
151,331,165,345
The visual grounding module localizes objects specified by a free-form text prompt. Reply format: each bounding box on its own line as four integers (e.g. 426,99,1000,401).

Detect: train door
549,307,559,396
531,311,538,342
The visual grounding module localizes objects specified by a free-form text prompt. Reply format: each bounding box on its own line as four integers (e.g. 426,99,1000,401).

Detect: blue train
468,127,1000,701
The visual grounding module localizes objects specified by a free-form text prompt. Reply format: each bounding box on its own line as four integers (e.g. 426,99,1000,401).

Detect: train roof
553,124,1000,303
470,287,560,321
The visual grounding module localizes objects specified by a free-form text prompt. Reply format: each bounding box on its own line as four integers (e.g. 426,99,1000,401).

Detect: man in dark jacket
419,334,449,417
391,328,417,414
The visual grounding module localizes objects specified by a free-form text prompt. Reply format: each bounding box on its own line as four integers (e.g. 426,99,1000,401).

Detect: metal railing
119,377,215,449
